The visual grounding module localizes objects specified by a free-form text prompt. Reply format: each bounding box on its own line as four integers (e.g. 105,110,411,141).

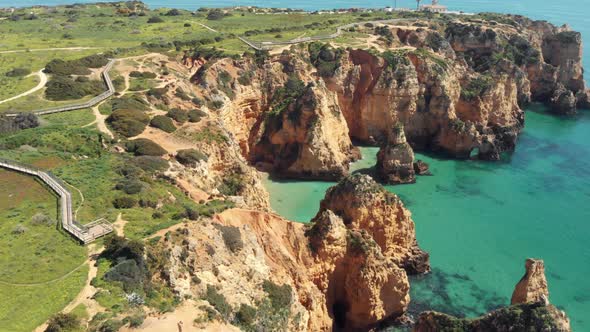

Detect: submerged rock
511,258,550,305
413,160,431,176
316,174,430,274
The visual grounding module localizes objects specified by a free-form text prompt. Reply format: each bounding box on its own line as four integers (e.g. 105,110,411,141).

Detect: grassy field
0,168,88,332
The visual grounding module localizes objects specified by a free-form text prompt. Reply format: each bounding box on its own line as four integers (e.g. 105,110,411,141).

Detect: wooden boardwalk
0,158,113,243
4,59,116,117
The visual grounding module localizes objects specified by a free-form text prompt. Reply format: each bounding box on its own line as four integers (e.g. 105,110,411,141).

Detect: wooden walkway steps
0,158,113,244
4,59,116,117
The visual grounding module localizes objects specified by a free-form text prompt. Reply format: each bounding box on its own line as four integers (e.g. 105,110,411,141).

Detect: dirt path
85,103,114,139
0,260,88,287
0,47,102,54
198,23,218,33
0,69,47,104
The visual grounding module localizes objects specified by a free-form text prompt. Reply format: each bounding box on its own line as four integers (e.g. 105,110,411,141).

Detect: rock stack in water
511,258,550,305
376,124,417,184
414,258,571,332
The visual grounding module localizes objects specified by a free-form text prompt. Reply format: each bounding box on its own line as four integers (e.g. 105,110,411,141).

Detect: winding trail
0,47,101,54
0,260,88,287
0,69,47,105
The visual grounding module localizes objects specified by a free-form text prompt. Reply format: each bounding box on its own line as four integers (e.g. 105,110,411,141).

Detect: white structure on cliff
420,0,448,13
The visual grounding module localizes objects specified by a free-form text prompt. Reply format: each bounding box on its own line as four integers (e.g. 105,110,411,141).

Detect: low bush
203,285,232,319
113,196,138,209
262,280,292,309
45,76,104,101
98,319,124,332
166,108,188,123
125,138,167,156
132,156,169,172
217,173,244,196
45,312,80,332
0,113,39,134
44,54,108,75
5,67,31,77
214,224,243,253
104,259,145,292
206,9,225,20
115,178,148,194
176,148,208,166
111,95,149,112
175,88,191,101
147,87,168,99
107,109,150,137
187,109,207,123
129,71,157,79
235,304,257,326
150,115,176,133
147,16,164,23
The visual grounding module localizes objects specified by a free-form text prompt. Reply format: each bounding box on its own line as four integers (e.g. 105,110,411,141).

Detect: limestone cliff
151,175,427,330
316,174,430,274
250,80,359,180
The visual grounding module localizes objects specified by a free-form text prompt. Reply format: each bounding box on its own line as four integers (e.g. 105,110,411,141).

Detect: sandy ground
0,69,47,104
120,300,239,332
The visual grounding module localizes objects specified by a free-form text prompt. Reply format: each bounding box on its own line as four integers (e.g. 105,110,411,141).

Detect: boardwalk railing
239,18,411,50
0,158,113,243
4,59,116,117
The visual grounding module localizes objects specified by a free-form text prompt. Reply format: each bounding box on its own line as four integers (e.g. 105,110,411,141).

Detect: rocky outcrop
307,210,410,330
414,258,570,332
250,80,359,180
511,258,550,305
316,174,430,274
414,303,571,332
376,124,416,184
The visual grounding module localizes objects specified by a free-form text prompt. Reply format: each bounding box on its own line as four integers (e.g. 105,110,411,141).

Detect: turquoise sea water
5,0,590,329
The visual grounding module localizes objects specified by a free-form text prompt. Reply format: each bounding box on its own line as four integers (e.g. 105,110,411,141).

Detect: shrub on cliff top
461,75,493,101
5,67,31,77
214,224,243,253
203,285,232,319
132,156,169,172
45,75,104,101
107,109,149,137
188,109,207,123
150,115,176,133
166,108,188,123
126,138,167,156
45,312,80,332
308,42,344,77
113,196,138,209
262,280,292,309
176,148,208,166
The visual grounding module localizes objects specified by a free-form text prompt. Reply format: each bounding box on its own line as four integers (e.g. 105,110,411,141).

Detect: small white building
420,0,448,13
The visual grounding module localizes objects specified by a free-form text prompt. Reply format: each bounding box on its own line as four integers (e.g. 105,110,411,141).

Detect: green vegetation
308,42,344,77
44,54,109,76
461,74,493,101
45,75,104,101
269,76,308,117
106,109,150,137
5,68,31,77
166,108,188,123
45,312,81,332
187,109,207,123
214,224,244,253
218,173,245,196
175,126,227,144
176,148,208,166
125,139,167,156
150,115,176,133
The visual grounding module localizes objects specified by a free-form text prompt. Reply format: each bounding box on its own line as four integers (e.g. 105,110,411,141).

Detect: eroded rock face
250,81,359,180
307,210,410,330
376,125,416,184
511,258,550,305
316,174,430,274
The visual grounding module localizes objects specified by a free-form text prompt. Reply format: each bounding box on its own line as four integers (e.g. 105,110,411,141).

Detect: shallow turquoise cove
263,105,590,329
